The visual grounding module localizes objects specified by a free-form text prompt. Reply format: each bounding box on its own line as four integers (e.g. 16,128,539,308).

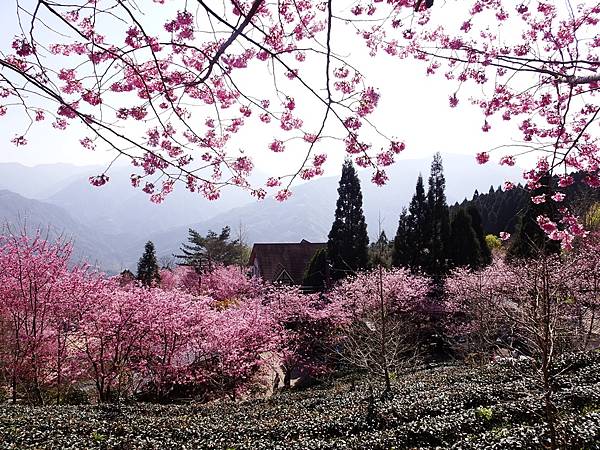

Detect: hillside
0,190,125,272
1,353,599,449
454,172,600,235
1,154,523,271
135,154,523,267
0,163,98,199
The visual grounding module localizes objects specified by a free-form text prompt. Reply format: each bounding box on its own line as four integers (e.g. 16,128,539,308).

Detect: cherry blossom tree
444,258,515,362
160,264,261,302
0,230,82,403
74,281,152,402
568,232,600,348
446,252,597,448
328,267,429,393
197,296,278,399
136,289,205,400
2,1,597,245
263,285,340,389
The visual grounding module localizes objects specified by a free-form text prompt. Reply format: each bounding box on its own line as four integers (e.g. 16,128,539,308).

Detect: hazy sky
0,0,529,178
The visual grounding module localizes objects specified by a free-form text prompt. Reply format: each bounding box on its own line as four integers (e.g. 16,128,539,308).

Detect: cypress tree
327,159,369,280
392,208,413,268
137,241,161,287
448,209,481,268
467,204,492,267
424,152,451,277
408,174,430,271
302,248,329,292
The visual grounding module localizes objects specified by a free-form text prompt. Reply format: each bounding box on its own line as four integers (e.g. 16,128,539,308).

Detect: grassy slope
1,353,599,450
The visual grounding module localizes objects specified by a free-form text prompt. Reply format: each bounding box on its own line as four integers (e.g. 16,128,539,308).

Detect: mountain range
0,154,522,273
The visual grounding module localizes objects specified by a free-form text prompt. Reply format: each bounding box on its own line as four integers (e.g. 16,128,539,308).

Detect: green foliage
369,230,392,268
91,431,107,443
392,153,451,279
485,234,502,251
327,159,369,280
302,248,329,292
391,207,413,269
585,202,600,231
448,209,481,269
136,241,161,287
475,406,493,422
176,226,248,271
582,403,600,414
392,175,429,272
467,205,492,266
3,353,600,449
424,152,451,277
455,173,600,238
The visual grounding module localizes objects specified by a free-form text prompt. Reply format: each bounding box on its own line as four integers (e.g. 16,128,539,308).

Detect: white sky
0,0,533,177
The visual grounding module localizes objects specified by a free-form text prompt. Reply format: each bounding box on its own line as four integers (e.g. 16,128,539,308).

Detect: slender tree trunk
56,331,61,405
378,265,391,394
584,309,595,350
11,371,17,404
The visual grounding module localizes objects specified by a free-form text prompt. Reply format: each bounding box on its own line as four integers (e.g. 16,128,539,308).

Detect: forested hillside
454,173,600,235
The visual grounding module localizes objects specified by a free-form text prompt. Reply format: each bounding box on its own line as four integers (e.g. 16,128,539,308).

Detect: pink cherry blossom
476,152,490,164
531,195,546,204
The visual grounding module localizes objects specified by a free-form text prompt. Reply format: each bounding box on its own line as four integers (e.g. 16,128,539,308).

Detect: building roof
249,240,327,284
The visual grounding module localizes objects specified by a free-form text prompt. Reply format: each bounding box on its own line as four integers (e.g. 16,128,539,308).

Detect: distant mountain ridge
0,189,125,271
0,154,523,272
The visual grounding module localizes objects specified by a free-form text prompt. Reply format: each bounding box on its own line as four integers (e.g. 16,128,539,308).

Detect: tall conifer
448,209,481,268
327,159,369,279
424,152,451,277
467,205,492,267
137,241,161,287
392,208,412,268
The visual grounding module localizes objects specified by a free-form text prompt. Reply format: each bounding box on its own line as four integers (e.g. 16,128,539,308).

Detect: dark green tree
392,175,430,272
327,159,369,280
391,208,413,269
507,174,561,260
302,248,329,292
369,230,392,268
408,174,430,271
467,204,492,267
176,226,247,271
137,241,161,287
424,152,451,277
448,209,481,268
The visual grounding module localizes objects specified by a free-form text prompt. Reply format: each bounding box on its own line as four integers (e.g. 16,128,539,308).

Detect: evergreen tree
467,204,492,267
176,226,247,271
327,159,369,279
448,209,481,268
369,230,392,268
424,152,451,277
507,174,561,260
392,175,430,272
391,208,413,268
137,241,161,287
408,174,430,271
302,248,329,292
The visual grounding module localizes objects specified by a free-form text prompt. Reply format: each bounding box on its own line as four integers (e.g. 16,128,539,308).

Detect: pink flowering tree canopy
0,0,599,242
